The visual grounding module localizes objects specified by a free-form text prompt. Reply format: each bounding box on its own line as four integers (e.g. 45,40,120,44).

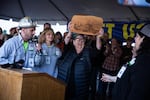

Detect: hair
126,37,133,42
38,28,54,44
0,27,2,34
111,37,122,46
44,23,51,26
44,23,51,29
55,31,63,41
71,33,84,40
136,31,150,55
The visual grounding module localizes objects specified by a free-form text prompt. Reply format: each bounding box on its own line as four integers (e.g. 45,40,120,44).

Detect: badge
46,56,51,64
56,50,60,56
29,58,34,67
117,65,127,78
43,50,48,55
28,44,34,50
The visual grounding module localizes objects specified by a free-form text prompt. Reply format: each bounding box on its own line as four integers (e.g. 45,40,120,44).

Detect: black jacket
57,46,92,100
112,53,150,100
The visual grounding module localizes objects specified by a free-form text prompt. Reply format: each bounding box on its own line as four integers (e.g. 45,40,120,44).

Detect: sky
0,19,67,36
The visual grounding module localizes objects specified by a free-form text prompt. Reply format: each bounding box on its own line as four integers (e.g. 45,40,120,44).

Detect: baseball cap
139,24,150,37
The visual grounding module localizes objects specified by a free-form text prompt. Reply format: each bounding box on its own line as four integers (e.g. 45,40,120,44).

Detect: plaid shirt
102,46,122,71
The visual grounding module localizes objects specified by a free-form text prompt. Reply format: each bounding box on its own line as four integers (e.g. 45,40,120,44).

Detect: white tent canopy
0,0,150,25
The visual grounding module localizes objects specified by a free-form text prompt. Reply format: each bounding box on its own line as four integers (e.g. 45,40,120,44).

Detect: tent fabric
0,0,150,25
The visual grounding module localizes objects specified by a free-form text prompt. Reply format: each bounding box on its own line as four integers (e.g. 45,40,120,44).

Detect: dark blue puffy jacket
57,47,91,100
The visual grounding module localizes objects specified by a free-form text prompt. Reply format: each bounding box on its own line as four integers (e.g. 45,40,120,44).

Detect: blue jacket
0,34,37,68
32,43,62,78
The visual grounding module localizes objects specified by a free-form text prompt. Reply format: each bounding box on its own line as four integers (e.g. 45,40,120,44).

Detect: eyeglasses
75,38,85,42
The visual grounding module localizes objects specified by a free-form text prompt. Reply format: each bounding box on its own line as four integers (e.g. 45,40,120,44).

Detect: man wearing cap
0,16,37,69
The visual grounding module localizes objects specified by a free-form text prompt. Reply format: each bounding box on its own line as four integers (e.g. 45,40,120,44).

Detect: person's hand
101,73,117,82
101,73,112,82
97,28,104,38
67,21,73,33
65,22,73,45
132,47,137,58
36,43,42,51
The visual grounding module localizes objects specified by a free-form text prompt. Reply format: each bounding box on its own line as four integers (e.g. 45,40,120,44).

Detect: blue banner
103,21,150,42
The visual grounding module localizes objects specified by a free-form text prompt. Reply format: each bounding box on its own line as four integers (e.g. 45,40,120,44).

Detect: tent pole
48,0,69,22
128,6,140,21
18,0,26,17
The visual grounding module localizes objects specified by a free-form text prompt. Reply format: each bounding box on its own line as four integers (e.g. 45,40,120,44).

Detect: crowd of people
0,16,150,100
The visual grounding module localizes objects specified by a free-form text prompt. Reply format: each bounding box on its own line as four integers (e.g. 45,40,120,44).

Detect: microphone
30,35,38,43
31,36,43,54
0,63,13,68
13,59,25,69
